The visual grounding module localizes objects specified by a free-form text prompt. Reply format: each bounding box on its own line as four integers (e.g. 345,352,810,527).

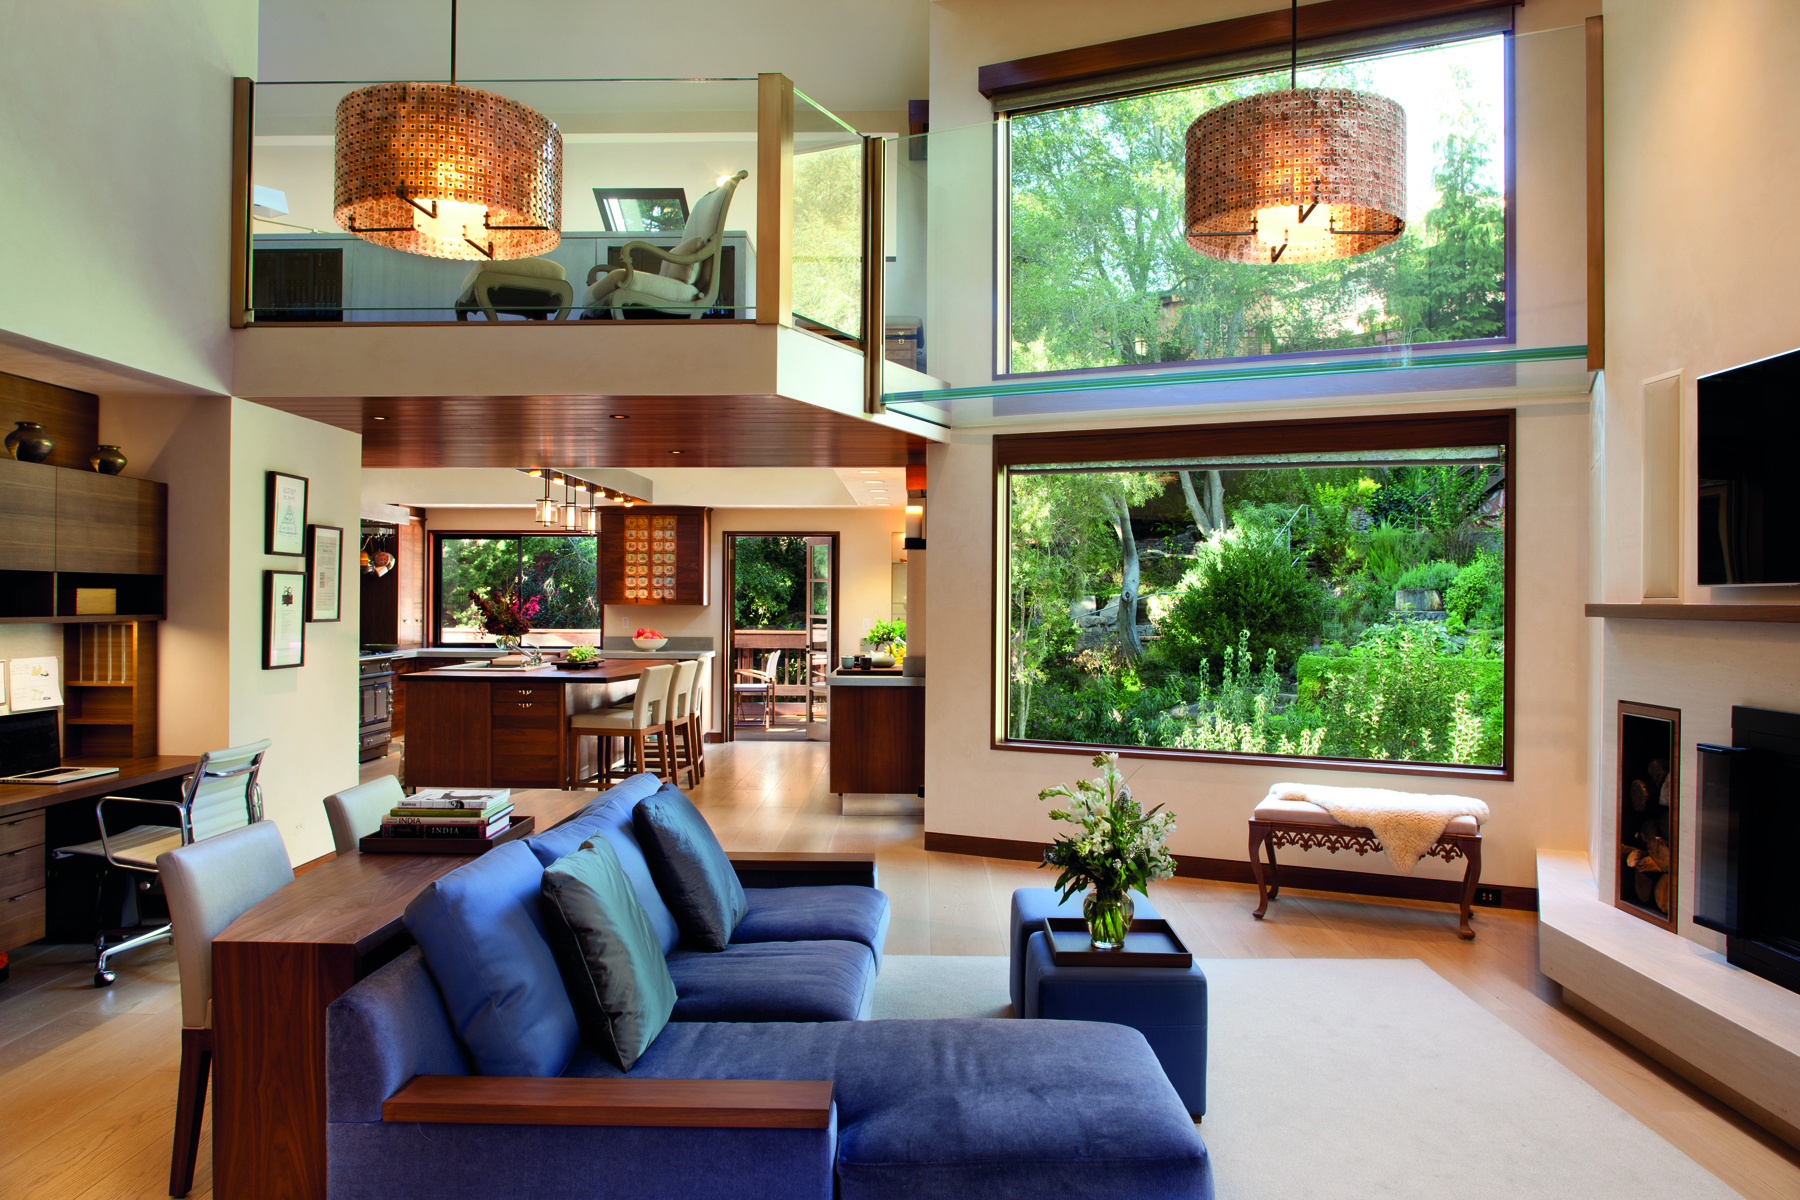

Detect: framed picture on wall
306,525,342,622
264,570,306,669
265,471,309,556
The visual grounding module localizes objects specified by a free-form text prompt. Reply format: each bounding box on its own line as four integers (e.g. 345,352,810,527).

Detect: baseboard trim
922,832,1538,912
294,851,336,878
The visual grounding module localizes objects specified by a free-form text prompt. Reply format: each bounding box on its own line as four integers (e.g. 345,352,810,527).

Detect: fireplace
1697,707,1800,995
1616,702,1680,931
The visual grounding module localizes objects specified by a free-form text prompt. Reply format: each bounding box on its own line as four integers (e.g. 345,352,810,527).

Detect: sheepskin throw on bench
1265,783,1489,873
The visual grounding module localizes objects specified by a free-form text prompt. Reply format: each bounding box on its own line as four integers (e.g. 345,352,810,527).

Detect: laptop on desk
0,709,118,785
0,765,121,786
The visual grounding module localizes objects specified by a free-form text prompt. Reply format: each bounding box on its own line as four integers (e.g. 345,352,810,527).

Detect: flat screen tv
1697,347,1800,585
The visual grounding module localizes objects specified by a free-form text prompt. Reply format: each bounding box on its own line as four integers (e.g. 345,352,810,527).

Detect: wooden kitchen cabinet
599,506,709,606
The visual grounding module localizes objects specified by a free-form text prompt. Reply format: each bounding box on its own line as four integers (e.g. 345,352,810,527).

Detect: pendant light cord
1290,0,1298,91
450,0,458,86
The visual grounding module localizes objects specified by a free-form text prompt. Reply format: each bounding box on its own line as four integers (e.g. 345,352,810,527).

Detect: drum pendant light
334,1,562,261
1185,0,1405,265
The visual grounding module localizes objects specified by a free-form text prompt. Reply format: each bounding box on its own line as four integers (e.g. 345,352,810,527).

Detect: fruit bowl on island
632,627,668,651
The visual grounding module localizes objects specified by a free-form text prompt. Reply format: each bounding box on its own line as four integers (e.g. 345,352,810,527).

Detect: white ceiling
257,0,928,123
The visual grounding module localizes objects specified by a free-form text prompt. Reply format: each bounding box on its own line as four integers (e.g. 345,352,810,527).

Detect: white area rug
873,956,1741,1200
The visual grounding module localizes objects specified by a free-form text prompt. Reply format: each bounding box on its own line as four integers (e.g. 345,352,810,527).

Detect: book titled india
382,806,512,828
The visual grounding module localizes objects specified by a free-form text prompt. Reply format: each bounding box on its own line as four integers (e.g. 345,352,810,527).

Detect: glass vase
494,635,521,655
1083,889,1134,951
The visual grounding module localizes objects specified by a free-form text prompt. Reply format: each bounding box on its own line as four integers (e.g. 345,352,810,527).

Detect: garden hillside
1006,460,1506,766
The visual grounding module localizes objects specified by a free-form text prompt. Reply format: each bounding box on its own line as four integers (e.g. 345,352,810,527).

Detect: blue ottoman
1023,930,1208,1117
1009,886,1159,1015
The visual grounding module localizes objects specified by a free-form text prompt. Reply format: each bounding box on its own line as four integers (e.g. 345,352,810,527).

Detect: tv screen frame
1696,347,1800,586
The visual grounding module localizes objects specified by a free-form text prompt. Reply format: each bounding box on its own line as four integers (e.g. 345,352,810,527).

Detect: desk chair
663,659,700,787
324,776,405,855
157,820,294,1197
733,650,781,730
568,662,674,787
51,739,270,987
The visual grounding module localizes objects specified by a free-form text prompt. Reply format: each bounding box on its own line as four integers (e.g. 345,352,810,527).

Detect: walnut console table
1248,814,1483,940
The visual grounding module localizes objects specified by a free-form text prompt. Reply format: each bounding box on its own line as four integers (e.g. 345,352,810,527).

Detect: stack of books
381,788,514,839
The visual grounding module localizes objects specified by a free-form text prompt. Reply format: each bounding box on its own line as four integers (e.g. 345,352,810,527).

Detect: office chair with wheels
51,739,271,987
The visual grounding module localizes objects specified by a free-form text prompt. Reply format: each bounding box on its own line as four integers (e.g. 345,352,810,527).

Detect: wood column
1585,16,1604,371
862,135,886,413
756,73,793,326
231,78,252,329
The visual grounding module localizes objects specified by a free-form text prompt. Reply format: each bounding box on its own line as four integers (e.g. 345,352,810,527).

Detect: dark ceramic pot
5,422,53,463
91,445,128,475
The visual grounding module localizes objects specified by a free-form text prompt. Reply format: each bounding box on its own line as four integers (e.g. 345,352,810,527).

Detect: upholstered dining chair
732,650,781,731
567,662,676,787
156,819,294,1197
454,256,575,321
51,739,270,987
579,170,747,319
663,658,700,788
323,776,405,856
684,660,707,779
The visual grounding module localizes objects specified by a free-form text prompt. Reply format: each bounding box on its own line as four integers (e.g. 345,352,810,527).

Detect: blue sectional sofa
325,774,1214,1200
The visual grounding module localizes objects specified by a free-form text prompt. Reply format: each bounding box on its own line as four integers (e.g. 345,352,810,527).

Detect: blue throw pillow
632,783,748,952
403,840,579,1078
540,838,677,1070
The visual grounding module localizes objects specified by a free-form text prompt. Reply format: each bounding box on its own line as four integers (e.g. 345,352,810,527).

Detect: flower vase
1083,889,1134,951
494,635,521,656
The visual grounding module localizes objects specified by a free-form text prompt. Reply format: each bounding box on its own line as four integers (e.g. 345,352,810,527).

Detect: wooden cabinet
62,622,158,758
600,506,709,606
55,471,166,575
828,682,925,795
0,808,47,952
0,458,56,572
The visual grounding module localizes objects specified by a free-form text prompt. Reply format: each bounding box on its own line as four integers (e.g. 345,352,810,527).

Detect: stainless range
358,654,396,762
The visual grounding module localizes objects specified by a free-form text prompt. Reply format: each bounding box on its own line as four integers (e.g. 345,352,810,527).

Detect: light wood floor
3,740,1797,1199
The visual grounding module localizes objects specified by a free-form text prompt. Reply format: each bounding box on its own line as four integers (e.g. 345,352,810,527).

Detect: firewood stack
1622,758,1672,914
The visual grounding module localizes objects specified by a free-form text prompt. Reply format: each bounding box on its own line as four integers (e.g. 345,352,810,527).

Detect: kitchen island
828,671,925,796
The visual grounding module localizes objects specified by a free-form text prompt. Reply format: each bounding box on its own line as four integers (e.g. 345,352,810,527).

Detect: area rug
872,956,1741,1200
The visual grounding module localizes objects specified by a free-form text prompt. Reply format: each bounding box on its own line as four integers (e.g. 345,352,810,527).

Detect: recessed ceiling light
371,415,387,420
670,449,683,455
610,413,630,419
859,470,880,475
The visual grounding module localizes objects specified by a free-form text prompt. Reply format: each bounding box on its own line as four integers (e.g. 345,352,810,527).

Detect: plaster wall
0,0,255,396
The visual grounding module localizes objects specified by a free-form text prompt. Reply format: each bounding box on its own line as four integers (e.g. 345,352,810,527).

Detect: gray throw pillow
539,838,677,1070
632,784,748,951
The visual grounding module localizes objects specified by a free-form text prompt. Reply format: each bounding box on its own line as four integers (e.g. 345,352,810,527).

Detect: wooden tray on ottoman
1043,917,1193,967
359,814,536,856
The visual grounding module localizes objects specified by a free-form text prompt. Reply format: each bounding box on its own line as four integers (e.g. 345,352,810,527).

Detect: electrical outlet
1473,886,1504,908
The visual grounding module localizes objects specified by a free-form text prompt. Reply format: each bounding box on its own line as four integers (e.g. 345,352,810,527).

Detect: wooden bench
1248,795,1484,939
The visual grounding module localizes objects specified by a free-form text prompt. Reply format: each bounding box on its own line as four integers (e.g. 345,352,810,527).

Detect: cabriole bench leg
1457,835,1482,940
1249,822,1275,918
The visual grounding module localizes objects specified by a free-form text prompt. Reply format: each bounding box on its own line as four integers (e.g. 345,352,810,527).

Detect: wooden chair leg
169,1027,212,1197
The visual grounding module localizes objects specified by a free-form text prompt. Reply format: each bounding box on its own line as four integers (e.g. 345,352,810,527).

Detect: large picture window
1007,34,1508,374
999,413,1511,776
435,534,599,644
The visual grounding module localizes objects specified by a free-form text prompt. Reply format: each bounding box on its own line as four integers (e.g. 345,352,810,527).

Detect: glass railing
790,90,864,342
248,77,762,321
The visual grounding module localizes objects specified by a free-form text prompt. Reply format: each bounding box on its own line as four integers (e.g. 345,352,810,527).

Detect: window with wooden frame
995,411,1513,778
433,533,599,644
990,0,1515,377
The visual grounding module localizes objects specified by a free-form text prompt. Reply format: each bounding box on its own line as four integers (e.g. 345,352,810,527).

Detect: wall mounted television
1697,346,1800,585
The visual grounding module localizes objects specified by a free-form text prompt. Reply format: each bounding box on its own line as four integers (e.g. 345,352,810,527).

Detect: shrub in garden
1158,530,1322,674
1296,621,1503,763
1445,551,1504,627
1396,560,1458,593
1361,521,1425,593
1151,632,1327,756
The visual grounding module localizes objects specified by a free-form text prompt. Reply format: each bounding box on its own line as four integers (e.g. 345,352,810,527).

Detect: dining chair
156,819,294,1197
686,661,707,778
663,659,700,788
732,650,781,731
323,776,405,855
568,662,676,786
51,739,271,987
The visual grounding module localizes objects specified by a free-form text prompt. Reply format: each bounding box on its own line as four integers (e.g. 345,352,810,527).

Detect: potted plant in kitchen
560,644,601,671
1038,753,1177,950
470,586,540,658
863,618,906,668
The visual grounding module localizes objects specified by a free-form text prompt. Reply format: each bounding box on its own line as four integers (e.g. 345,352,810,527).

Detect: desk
0,755,200,955
211,787,596,1200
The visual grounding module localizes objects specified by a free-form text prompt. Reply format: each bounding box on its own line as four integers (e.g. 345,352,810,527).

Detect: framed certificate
265,471,309,557
306,524,343,622
263,570,306,669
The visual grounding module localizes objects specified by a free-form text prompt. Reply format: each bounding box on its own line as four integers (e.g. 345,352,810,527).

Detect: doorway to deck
723,533,837,742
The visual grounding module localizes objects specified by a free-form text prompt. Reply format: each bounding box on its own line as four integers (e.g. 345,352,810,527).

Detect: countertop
361,647,713,663
829,671,925,687
406,659,651,683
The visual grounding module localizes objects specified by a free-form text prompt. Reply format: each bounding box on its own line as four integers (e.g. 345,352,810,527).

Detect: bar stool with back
663,658,700,787
567,661,676,786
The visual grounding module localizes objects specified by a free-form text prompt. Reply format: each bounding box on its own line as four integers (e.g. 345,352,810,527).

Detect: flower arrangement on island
1038,753,1177,949
470,585,539,648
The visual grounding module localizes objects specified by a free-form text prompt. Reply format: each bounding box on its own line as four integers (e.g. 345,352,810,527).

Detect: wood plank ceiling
249,394,929,468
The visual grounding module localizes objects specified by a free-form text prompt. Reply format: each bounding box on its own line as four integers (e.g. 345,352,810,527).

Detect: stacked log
1623,761,1673,917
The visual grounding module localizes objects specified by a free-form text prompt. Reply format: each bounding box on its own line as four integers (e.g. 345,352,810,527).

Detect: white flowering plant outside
1038,754,1178,936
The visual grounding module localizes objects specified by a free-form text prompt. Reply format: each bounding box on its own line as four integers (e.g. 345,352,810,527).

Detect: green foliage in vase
1038,753,1177,907
864,618,907,651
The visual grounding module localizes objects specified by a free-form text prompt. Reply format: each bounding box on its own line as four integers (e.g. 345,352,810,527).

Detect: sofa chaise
325,773,1214,1200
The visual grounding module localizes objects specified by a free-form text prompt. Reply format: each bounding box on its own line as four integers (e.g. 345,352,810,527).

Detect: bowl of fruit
633,627,668,651
559,645,601,670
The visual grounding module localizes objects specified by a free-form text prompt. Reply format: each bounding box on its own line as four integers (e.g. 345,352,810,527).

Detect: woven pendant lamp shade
1185,88,1405,265
334,82,562,261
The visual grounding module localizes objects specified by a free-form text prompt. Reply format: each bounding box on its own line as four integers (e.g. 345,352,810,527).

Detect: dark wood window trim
979,0,1519,108
991,409,1517,780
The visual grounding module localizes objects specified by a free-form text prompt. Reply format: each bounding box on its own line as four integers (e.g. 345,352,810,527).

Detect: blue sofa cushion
734,886,890,966
402,841,578,1078
633,783,747,951
540,840,678,1070
528,773,680,956
664,940,874,1022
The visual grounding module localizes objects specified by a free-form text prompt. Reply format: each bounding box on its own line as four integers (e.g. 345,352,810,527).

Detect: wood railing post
231,78,253,329
862,135,886,413
756,73,793,326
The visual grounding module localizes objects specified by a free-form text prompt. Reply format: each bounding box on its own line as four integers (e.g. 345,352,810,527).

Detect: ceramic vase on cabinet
5,422,53,463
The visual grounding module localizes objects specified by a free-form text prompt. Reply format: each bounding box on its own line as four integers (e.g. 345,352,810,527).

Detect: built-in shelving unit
0,458,166,622
61,621,158,757
1585,603,1800,623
